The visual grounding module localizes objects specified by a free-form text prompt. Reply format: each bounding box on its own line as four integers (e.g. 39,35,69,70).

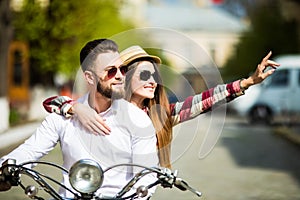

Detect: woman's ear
84,71,95,85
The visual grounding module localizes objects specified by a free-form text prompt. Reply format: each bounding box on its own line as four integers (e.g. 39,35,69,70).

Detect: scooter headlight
69,159,103,194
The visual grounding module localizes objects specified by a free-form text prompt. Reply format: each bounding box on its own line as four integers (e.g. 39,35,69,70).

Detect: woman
43,46,280,168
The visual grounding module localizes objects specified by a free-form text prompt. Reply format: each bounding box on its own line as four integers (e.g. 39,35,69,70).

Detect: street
153,113,300,200
1,114,300,200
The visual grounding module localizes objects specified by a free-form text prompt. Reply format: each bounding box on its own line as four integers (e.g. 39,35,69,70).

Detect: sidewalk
0,121,298,151
274,125,300,146
0,121,41,149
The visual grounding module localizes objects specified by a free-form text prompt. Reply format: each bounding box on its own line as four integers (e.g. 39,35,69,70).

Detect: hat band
124,52,149,62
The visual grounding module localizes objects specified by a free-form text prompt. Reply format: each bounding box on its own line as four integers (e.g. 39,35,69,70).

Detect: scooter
0,158,201,199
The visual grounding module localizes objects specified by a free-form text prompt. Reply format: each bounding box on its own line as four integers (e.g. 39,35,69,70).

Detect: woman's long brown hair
125,60,173,168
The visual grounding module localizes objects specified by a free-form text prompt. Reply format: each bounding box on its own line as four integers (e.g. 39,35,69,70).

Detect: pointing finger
263,51,272,62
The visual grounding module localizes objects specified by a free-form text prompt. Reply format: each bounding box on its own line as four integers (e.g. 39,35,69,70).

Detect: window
13,50,23,86
268,69,289,87
298,69,300,86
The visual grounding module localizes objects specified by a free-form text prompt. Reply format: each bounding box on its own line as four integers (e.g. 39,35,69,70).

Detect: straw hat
120,45,161,66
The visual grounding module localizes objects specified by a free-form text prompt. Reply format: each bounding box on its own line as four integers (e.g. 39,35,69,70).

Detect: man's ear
84,71,95,85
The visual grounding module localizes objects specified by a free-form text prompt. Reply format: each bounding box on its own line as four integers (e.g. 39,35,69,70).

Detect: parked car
228,54,300,124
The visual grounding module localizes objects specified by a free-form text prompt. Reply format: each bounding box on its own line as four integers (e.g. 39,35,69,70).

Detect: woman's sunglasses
106,65,128,79
139,70,158,82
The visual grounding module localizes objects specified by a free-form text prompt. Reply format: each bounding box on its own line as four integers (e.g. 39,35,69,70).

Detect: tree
13,0,133,86
222,0,299,80
0,0,13,97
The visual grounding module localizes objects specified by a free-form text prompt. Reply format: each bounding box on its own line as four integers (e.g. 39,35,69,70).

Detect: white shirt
0,94,158,198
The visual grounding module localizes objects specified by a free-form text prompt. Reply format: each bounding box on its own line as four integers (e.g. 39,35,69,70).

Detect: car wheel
249,106,272,124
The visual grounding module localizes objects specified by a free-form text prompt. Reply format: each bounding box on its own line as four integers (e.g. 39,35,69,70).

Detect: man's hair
80,39,118,71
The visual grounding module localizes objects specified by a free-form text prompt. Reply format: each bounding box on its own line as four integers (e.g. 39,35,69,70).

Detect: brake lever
174,178,202,197
157,168,202,197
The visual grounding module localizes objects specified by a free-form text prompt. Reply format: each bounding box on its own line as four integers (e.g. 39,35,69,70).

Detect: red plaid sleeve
170,80,244,125
42,96,75,118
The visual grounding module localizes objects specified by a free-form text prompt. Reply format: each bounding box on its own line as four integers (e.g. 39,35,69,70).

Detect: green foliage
9,107,21,126
13,0,133,85
222,1,299,81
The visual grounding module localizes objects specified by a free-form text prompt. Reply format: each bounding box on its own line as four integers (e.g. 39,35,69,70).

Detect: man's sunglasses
139,70,159,82
106,65,128,79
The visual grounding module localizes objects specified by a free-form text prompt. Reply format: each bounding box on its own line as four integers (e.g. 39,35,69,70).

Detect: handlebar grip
174,178,188,191
0,159,18,187
174,178,202,197
0,160,13,192
1,159,17,176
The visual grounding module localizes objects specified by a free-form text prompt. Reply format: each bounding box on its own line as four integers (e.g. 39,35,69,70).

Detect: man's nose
114,67,124,79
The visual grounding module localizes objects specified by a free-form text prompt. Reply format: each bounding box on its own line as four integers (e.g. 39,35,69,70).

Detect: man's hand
0,174,11,191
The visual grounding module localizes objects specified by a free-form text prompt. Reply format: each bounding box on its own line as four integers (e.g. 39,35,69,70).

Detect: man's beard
96,80,124,100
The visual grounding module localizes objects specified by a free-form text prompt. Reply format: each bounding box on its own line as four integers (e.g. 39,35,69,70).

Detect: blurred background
1,0,300,199
1,0,300,129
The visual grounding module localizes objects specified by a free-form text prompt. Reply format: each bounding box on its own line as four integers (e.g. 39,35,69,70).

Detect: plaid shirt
43,80,244,124
170,80,244,126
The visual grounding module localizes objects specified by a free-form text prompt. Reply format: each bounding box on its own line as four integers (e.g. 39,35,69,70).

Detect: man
0,39,158,198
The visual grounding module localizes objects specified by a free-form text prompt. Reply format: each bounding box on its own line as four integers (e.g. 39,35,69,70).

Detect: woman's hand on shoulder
73,103,111,135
